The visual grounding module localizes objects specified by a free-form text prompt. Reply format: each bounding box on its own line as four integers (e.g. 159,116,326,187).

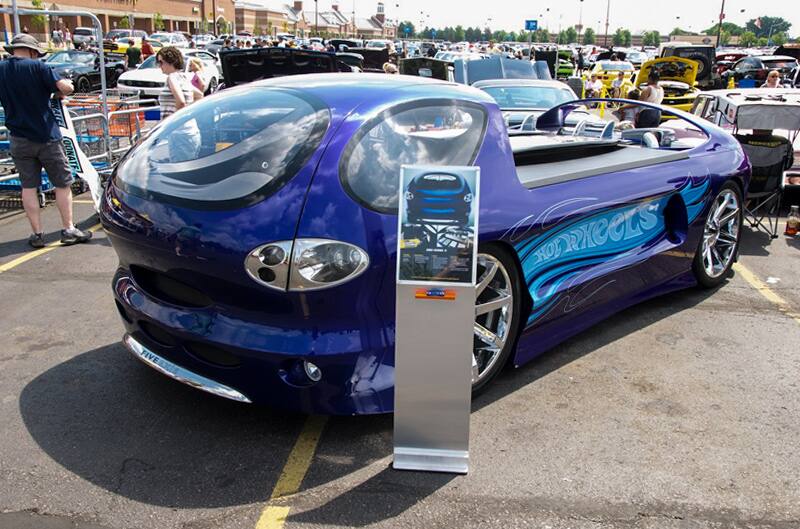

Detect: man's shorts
9,136,74,189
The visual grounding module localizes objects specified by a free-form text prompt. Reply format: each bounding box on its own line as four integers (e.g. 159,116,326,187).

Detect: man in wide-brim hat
0,34,93,248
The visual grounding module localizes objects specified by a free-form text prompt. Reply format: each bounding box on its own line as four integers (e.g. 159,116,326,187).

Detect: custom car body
101,74,750,414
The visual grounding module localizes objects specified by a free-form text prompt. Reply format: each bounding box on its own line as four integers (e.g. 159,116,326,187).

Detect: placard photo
397,165,480,285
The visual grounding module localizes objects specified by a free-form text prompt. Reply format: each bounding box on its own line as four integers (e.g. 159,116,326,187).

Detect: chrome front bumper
123,334,252,403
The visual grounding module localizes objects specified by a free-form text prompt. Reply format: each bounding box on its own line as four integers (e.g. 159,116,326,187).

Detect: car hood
218,47,340,87
639,57,698,86
118,67,165,83
399,57,453,80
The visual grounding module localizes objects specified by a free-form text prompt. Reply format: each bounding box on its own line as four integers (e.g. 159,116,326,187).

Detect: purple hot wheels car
100,73,749,414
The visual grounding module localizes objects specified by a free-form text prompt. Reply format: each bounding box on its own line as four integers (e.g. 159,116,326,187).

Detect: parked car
659,44,720,89
204,39,225,56
635,57,700,116
116,50,220,97
472,79,578,129
148,32,189,48
715,52,749,76
103,29,148,54
192,34,216,48
721,55,799,87
44,50,127,92
72,26,99,48
217,47,353,87
588,60,636,91
101,70,749,414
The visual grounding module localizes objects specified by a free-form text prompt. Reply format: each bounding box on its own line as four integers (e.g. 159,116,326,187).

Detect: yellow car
589,60,637,90
634,57,700,117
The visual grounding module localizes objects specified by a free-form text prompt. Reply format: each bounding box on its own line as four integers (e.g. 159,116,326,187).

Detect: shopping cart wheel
38,191,46,208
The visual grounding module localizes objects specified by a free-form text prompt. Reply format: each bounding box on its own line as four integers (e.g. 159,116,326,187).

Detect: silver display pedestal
392,283,475,474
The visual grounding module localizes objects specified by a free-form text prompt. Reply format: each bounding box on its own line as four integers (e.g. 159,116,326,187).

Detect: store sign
393,165,480,475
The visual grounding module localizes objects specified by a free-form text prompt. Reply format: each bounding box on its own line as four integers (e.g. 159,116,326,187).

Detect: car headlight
244,239,368,291
290,239,369,290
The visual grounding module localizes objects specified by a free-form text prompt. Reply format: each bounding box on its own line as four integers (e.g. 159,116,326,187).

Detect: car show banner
50,97,102,210
393,165,480,474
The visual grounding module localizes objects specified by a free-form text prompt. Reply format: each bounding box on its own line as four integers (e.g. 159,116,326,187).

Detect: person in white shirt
585,73,603,97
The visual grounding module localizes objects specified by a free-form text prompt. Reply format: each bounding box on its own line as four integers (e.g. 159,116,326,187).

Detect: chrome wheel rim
473,254,514,386
702,189,740,278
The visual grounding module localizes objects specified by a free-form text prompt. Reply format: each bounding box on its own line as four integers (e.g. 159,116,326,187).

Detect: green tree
772,32,787,46
253,22,262,36
703,22,744,36
397,21,415,38
153,12,165,31
118,16,130,29
745,16,791,39
564,26,578,44
718,29,731,46
738,31,757,47
533,28,550,42
670,27,691,37
583,27,595,45
642,30,661,47
454,25,465,42
612,28,631,46
30,0,46,31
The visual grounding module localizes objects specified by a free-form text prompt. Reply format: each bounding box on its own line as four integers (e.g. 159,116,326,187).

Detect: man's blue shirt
0,57,61,143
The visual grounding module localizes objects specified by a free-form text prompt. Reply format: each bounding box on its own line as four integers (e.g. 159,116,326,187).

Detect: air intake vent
130,266,212,308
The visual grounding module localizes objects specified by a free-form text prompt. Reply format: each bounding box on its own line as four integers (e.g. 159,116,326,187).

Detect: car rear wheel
76,76,92,93
472,247,522,394
692,182,742,288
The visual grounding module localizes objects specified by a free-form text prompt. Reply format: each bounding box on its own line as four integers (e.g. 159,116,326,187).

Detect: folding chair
736,134,793,239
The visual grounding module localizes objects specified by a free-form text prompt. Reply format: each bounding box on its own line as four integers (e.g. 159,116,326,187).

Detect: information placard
393,165,480,474
397,166,479,285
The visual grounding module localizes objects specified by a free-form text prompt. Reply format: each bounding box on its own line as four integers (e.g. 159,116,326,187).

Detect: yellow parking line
0,223,103,275
255,415,328,529
73,199,97,204
734,263,800,325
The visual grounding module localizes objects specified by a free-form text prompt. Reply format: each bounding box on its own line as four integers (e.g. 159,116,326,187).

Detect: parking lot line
255,415,328,529
734,262,800,325
0,223,102,275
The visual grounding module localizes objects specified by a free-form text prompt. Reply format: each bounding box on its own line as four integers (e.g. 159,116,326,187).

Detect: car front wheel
472,246,522,394
692,182,742,288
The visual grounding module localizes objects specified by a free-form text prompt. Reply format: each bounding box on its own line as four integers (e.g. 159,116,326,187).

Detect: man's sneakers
27,227,92,249
28,232,45,249
60,226,93,245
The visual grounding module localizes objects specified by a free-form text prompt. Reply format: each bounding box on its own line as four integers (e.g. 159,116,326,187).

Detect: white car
116,50,221,97
149,32,189,48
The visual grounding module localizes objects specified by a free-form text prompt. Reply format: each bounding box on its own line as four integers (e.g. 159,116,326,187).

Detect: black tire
472,244,524,396
685,52,712,81
692,181,743,288
76,76,92,93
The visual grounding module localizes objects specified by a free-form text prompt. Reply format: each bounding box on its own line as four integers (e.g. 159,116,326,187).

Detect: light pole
314,0,318,37
604,0,610,47
577,0,584,44
715,0,725,48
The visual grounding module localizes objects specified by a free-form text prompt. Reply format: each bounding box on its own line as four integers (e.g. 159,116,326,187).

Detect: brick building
1,0,236,42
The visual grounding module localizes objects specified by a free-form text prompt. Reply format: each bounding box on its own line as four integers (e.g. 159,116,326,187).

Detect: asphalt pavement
0,195,798,529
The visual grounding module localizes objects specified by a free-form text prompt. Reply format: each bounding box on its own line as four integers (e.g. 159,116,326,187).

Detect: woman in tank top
635,71,664,128
155,46,202,162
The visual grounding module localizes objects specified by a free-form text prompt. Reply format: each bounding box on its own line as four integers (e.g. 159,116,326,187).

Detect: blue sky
341,0,799,36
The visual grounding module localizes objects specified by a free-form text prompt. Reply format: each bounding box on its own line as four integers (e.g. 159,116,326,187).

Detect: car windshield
482,85,576,109
597,61,634,71
149,34,171,43
74,28,93,36
627,52,646,62
46,51,94,65
139,55,159,69
115,87,330,209
106,30,131,39
764,60,797,70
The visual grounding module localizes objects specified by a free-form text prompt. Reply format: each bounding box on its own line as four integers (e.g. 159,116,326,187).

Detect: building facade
1,0,236,42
